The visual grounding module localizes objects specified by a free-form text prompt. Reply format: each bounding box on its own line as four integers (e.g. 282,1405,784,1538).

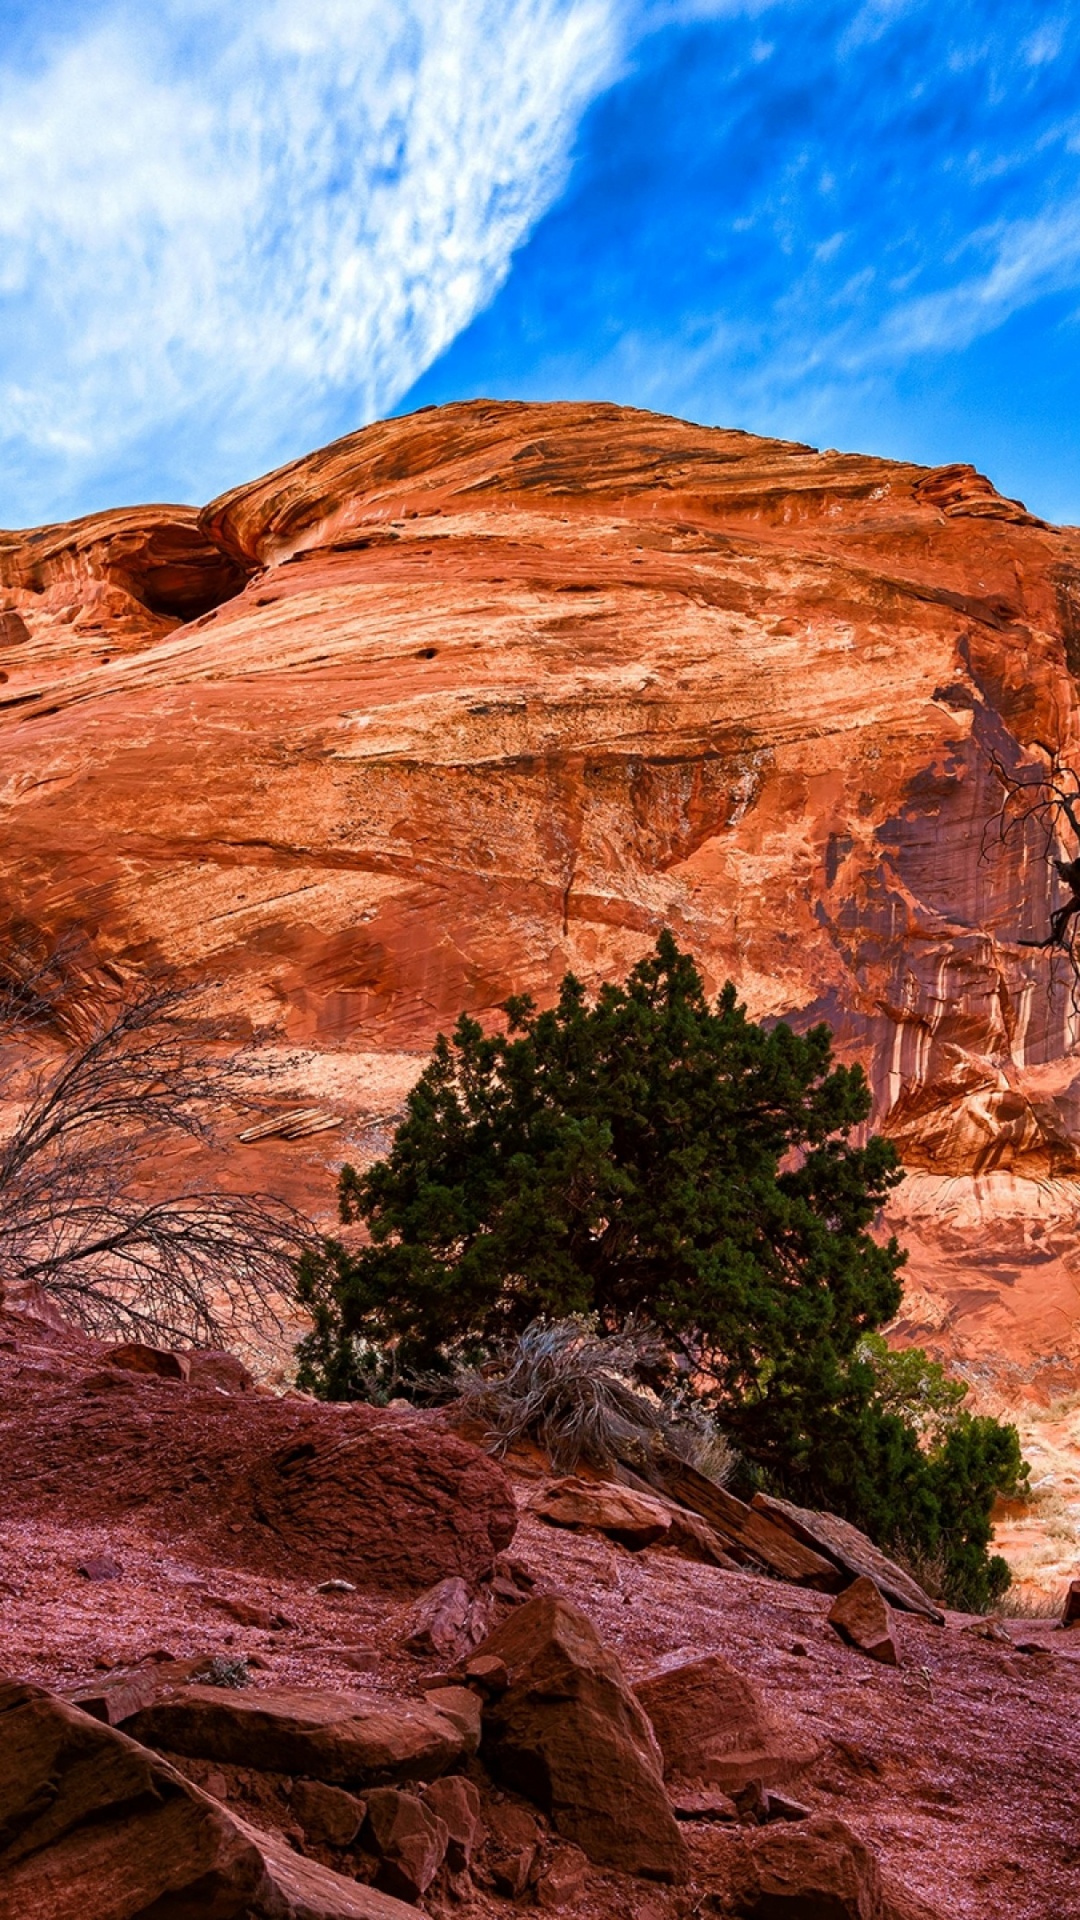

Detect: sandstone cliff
3,401,1080,1392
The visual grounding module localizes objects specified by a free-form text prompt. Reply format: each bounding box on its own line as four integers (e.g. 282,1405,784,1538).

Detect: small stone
535,1844,589,1909
364,1786,449,1899
402,1576,472,1656
827,1577,898,1666
764,1791,812,1822
420,1684,482,1754
463,1652,509,1693
202,1594,294,1630
668,1785,739,1822
485,1799,543,1895
733,1779,769,1826
493,1553,536,1591
421,1775,482,1870
316,1579,356,1594
339,1648,380,1674
77,1554,123,1582
790,1641,809,1657
491,1574,531,1604
68,1670,158,1726
292,1778,366,1848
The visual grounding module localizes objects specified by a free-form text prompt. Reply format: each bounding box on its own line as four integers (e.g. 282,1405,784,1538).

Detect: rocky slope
2,1304,1078,1919
4,401,1080,1400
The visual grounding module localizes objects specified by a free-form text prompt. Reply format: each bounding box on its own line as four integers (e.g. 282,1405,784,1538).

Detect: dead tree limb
983,739,1080,1013
0,960,313,1349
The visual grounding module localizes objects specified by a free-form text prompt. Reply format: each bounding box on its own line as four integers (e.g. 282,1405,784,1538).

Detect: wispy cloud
4,0,1080,525
0,0,619,521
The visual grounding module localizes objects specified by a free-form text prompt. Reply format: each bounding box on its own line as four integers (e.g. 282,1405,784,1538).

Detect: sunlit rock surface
4,400,1080,1392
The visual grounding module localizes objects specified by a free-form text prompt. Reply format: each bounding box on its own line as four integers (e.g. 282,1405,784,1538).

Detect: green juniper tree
298,932,1025,1607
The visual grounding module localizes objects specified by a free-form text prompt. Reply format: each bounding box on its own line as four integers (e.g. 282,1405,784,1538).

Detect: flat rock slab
126,1683,468,1785
533,1475,737,1567
0,1676,416,1920
531,1478,672,1548
642,1455,841,1589
751,1492,944,1622
635,1651,820,1792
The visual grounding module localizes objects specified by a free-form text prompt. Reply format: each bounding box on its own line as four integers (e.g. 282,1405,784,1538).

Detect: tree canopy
298,933,1026,1608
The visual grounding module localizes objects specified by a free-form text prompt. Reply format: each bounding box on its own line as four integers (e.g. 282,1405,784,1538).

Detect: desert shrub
297,932,1024,1609
854,1331,968,1444
452,1316,735,1481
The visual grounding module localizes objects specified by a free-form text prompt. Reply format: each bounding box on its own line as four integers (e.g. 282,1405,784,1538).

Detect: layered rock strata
3,401,1080,1384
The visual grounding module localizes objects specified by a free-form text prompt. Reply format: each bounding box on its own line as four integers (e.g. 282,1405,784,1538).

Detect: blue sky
1,1,1078,527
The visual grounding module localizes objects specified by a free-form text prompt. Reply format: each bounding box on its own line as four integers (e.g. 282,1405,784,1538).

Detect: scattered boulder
66,1668,159,1727
731,1814,888,1917
531,1478,672,1548
203,1592,294,1630
105,1341,191,1381
0,1676,417,1919
3,1377,517,1595
634,1651,820,1792
364,1786,449,1900
292,1779,367,1848
484,1800,542,1895
1060,1578,1080,1627
252,1418,518,1592
125,1683,469,1784
463,1652,510,1695
421,1684,482,1755
751,1493,944,1623
828,1578,899,1666
186,1348,255,1393
639,1455,841,1588
476,1594,689,1882
669,1784,739,1822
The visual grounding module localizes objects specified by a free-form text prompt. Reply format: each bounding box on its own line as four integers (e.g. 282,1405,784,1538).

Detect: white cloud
0,0,620,519
870,205,1080,358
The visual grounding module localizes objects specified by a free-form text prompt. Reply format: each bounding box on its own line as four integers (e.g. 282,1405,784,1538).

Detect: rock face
475,1593,689,1881
4,400,1080,1386
0,1677,415,1920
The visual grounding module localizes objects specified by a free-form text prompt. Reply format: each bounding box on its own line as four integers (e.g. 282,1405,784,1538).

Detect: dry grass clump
455,1317,735,1483
991,1587,1063,1620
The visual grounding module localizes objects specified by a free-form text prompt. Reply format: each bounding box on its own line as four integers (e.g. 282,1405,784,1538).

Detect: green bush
297,931,1025,1610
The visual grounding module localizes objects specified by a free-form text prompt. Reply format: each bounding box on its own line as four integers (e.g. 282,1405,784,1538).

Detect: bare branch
0,956,313,1351
983,736,1080,1019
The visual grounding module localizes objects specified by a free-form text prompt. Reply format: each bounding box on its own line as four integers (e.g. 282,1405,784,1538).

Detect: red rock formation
0,1319,516,1594
3,401,1080,1388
